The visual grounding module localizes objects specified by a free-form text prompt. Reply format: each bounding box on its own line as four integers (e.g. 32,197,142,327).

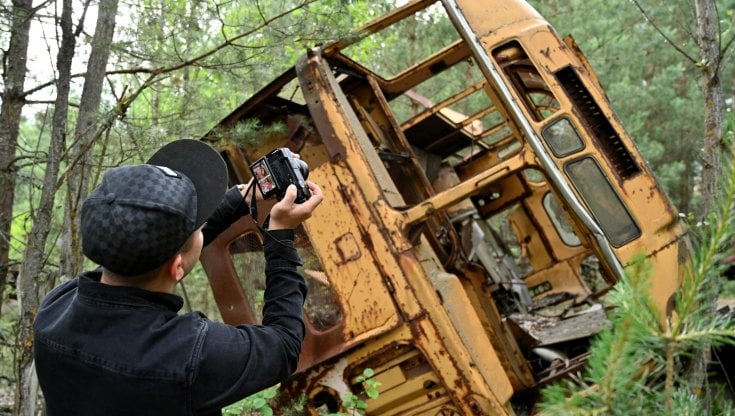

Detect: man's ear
167,254,185,283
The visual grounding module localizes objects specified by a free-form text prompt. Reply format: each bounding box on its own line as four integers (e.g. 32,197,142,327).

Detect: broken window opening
341,1,459,81
385,57,519,184
230,232,267,322
276,75,307,105
579,255,609,294
396,60,501,161
542,192,581,247
230,227,342,330
493,40,561,122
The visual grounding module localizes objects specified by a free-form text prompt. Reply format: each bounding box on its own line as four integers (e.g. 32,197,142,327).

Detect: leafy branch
21,0,318,99
328,368,382,416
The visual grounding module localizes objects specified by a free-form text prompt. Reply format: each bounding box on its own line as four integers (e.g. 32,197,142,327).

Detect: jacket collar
77,269,184,312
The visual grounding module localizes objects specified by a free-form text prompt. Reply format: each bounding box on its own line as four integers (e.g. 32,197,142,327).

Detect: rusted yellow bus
199,0,691,414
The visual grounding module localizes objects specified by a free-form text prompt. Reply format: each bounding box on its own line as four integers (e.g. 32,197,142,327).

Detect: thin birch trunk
0,0,33,317
15,0,77,413
60,0,119,278
696,0,725,215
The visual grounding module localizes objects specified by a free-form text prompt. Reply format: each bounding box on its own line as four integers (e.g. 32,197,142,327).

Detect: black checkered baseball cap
81,140,228,276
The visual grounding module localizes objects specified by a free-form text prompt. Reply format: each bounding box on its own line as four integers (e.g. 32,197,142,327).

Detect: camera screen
251,159,277,196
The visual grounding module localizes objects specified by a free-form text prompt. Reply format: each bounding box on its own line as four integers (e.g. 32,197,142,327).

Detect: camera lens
294,159,309,180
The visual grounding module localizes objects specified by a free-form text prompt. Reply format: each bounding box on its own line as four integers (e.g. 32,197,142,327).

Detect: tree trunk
0,0,33,317
61,0,119,278
686,0,725,404
696,0,725,215
15,0,77,414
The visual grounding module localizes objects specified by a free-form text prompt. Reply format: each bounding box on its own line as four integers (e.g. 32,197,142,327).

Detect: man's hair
178,228,199,254
103,230,200,284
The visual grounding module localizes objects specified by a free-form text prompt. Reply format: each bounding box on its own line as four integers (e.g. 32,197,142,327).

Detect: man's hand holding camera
268,182,323,230
242,149,323,230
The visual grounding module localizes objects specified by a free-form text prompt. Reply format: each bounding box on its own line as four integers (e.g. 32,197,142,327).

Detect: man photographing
33,139,323,415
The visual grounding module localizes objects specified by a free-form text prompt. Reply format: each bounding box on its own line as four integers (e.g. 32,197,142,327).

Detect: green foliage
327,368,382,416
211,119,288,149
221,386,278,416
722,279,735,297
220,387,308,416
114,0,359,144
539,158,735,414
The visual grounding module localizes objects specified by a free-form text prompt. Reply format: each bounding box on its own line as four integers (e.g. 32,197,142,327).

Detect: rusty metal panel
446,0,543,39
301,165,402,342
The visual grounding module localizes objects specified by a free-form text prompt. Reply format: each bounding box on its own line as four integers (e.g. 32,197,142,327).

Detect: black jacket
33,187,307,415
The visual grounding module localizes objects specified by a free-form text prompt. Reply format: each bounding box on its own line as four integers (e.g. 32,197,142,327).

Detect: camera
249,148,311,203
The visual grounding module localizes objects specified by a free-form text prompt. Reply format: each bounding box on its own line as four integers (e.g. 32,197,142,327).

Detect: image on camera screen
252,160,276,195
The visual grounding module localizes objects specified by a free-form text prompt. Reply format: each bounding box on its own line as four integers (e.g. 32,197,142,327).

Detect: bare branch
26,99,79,108
214,2,229,41
672,0,697,40
30,0,54,17
712,2,734,75
23,0,317,99
162,0,316,75
630,0,698,64
56,0,321,177
74,0,93,37
255,0,267,25
721,34,735,60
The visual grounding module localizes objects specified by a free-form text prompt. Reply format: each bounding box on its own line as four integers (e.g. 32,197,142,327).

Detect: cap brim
147,139,228,226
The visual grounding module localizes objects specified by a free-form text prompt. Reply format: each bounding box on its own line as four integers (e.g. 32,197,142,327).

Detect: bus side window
565,157,641,247
542,192,581,247
493,41,560,122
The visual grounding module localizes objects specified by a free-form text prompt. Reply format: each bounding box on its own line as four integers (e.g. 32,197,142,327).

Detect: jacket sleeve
202,186,250,246
191,229,307,413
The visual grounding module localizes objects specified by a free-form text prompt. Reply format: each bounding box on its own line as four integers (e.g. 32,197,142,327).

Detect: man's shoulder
39,275,81,308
